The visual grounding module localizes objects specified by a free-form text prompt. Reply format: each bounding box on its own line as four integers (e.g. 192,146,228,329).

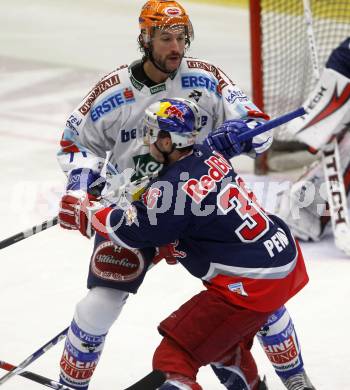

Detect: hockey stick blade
0,327,68,385
0,361,73,390
124,370,167,390
237,107,306,142
0,216,58,250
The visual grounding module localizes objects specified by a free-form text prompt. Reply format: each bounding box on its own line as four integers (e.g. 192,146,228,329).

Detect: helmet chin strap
153,140,176,165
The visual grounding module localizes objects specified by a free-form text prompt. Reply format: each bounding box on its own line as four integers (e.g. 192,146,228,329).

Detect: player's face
151,27,186,73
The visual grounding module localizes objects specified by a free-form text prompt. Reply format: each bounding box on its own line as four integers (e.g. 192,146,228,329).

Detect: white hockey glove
276,179,323,242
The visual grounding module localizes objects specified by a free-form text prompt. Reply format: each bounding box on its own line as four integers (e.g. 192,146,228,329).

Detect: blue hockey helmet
143,98,202,148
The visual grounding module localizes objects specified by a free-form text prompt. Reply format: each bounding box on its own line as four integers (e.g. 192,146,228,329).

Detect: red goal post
249,0,350,174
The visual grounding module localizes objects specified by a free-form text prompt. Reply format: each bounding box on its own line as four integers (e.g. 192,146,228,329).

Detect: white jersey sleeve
57,68,127,176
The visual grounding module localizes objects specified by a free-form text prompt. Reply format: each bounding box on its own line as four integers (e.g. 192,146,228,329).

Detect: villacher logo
91,241,144,282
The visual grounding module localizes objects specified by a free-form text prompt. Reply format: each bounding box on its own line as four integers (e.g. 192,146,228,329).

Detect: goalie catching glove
282,37,350,152
205,114,272,160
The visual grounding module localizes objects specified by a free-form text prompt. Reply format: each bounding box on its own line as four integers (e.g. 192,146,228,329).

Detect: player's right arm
57,71,123,232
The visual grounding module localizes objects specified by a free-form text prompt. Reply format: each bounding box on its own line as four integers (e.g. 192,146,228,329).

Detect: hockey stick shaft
0,216,58,250
0,108,305,251
0,173,152,251
124,370,166,390
0,361,73,390
0,327,68,385
236,107,306,142
302,0,321,80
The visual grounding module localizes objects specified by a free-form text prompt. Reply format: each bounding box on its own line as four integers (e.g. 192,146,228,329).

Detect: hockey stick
0,108,304,252
124,370,166,390
236,107,306,142
0,173,147,251
302,0,350,254
0,361,73,390
0,327,68,385
0,216,58,250
0,360,163,390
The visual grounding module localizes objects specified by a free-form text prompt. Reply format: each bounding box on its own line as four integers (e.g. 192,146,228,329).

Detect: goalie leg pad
276,131,350,241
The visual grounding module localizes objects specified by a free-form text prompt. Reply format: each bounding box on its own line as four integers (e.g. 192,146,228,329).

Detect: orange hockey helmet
139,0,194,44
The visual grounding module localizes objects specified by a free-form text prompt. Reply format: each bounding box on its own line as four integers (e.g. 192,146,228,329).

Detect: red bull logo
155,240,187,265
165,105,185,121
167,240,187,259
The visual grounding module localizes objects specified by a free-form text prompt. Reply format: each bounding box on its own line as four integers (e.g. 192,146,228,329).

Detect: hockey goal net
250,0,350,173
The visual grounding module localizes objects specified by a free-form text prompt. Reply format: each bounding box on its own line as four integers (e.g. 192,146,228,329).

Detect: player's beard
152,51,184,74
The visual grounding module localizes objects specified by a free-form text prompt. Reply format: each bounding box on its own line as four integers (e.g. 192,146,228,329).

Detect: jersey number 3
217,180,270,242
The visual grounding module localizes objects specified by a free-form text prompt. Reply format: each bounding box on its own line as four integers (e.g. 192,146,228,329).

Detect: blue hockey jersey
94,145,308,312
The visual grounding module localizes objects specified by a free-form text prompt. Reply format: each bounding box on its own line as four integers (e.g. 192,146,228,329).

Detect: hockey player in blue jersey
62,98,310,389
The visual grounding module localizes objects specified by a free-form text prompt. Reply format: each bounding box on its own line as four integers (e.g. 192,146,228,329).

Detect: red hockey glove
59,190,102,238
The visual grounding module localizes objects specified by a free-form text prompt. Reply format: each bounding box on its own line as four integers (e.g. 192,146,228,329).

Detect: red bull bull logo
165,105,185,121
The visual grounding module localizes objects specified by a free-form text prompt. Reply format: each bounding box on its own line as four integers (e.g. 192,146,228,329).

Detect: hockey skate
211,362,269,389
257,375,268,390
281,369,316,390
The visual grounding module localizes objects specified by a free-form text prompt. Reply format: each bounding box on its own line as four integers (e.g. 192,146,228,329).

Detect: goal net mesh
251,0,350,171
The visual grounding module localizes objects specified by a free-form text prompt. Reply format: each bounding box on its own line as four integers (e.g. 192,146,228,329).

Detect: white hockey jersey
57,57,266,184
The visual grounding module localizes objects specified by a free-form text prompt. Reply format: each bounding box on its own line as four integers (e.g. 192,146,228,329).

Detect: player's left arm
205,67,272,159
70,180,190,248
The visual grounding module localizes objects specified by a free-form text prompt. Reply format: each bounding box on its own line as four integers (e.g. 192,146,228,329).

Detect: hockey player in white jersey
277,37,350,254
57,1,315,389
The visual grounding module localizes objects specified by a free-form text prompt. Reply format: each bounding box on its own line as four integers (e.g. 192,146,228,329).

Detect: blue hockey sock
257,306,304,380
59,319,106,390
